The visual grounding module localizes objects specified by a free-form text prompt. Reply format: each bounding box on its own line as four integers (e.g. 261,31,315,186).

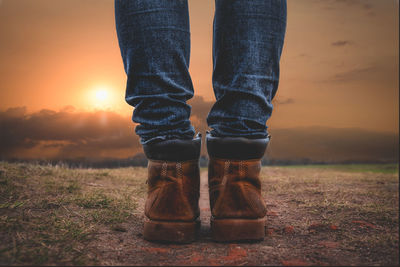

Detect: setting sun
88,85,119,110
95,89,108,102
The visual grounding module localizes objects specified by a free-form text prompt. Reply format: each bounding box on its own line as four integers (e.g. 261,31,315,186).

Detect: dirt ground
0,162,398,266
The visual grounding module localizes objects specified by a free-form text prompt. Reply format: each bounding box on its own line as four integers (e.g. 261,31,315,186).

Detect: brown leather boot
142,134,201,243
206,132,270,242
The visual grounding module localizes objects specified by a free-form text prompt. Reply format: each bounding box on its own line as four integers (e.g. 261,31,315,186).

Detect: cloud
362,3,372,10
0,99,398,163
298,54,309,58
0,96,214,160
0,107,141,159
267,126,398,163
331,40,352,47
317,65,379,84
332,0,372,9
274,97,295,105
320,0,374,14
331,66,376,82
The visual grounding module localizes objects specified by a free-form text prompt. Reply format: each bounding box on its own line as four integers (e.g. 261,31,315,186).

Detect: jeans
115,0,287,144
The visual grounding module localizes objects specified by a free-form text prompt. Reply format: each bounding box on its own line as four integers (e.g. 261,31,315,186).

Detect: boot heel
211,217,266,242
143,217,200,243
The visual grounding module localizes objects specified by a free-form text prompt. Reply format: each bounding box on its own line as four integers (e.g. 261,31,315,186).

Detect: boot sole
143,217,200,243
211,217,266,242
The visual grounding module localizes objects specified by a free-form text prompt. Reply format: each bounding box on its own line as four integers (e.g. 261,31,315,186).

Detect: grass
280,163,398,174
0,162,398,266
261,165,399,265
0,162,146,265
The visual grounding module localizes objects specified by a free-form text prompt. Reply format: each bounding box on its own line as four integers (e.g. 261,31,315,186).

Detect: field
0,162,398,266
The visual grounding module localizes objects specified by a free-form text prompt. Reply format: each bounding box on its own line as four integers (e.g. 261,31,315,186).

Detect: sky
0,0,398,162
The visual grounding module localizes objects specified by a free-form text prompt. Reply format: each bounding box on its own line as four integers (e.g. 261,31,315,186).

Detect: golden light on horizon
95,88,108,102
88,85,119,110
0,0,397,132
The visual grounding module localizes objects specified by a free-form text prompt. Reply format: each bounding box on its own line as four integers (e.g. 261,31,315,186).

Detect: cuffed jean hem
143,133,202,161
139,129,197,145
209,130,270,139
140,135,194,145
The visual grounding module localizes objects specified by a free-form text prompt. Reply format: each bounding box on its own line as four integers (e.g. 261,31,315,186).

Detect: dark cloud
332,0,372,9
0,106,141,159
331,40,352,47
267,126,398,163
274,97,295,105
320,0,374,14
334,0,371,7
362,3,372,10
0,99,398,163
317,65,381,84
331,66,376,82
0,96,214,159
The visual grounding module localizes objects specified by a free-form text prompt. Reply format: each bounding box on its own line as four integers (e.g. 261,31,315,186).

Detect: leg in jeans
115,0,195,145
115,0,201,243
207,0,287,138
206,0,287,242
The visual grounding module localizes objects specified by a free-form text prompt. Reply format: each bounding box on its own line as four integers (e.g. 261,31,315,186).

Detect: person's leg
115,0,201,243
207,0,287,138
115,0,195,145
207,0,287,242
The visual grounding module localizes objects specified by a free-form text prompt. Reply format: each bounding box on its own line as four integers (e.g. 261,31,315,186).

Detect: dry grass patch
0,162,398,266
261,165,399,265
0,162,146,265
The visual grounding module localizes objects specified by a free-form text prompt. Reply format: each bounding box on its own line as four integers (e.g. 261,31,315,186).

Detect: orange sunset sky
0,0,398,162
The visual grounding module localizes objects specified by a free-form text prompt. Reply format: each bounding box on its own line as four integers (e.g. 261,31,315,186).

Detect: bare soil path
0,163,398,266
199,171,211,241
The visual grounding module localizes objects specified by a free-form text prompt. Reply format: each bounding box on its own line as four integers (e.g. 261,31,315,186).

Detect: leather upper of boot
143,134,201,222
207,132,269,219
145,159,200,221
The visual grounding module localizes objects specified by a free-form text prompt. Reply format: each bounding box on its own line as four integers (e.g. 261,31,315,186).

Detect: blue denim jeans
115,0,286,144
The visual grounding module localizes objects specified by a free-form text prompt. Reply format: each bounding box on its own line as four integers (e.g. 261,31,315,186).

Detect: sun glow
85,84,130,114
95,89,108,102
89,85,118,110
